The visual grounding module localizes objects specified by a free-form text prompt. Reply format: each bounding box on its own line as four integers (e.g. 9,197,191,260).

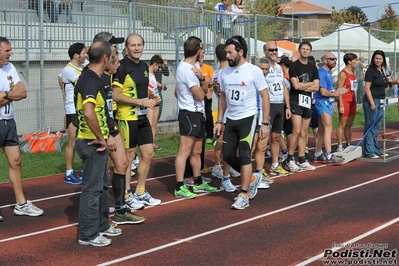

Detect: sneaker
100,224,122,237
64,171,82,185
248,172,262,199
184,177,194,186
131,156,140,170
174,185,196,199
313,153,326,164
365,154,379,159
285,160,300,173
278,152,288,163
78,235,112,247
231,193,249,210
229,167,241,178
130,170,135,177
220,179,237,192
211,167,224,179
395,137,399,142
305,147,309,154
201,166,212,174
202,176,212,184
297,160,316,171
0,214,3,222
13,201,44,216
257,181,270,189
193,181,218,193
134,191,161,206
336,146,344,152
113,211,146,225
125,194,145,210
326,155,344,165
153,144,163,151
260,169,274,183
270,164,289,176
266,149,271,157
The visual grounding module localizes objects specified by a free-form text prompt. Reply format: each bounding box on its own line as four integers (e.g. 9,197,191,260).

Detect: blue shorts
314,99,333,118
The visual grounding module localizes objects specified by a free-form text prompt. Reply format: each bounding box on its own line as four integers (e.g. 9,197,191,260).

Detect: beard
228,54,240,67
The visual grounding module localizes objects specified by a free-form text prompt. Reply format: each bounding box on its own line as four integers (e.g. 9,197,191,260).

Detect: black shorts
66,114,78,128
309,104,319,129
0,119,19,147
269,103,285,133
290,101,313,119
178,110,205,138
117,117,153,149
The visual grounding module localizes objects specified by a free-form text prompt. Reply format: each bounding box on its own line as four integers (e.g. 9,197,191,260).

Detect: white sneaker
284,160,300,173
125,194,145,210
248,172,262,199
13,201,44,216
134,191,161,206
78,235,112,247
231,193,249,210
297,160,316,171
131,156,140,170
211,167,224,179
220,179,237,192
229,167,241,178
336,146,344,152
257,181,270,189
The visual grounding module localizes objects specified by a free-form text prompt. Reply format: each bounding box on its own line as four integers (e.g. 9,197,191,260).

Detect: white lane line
95,171,399,266
296,216,399,266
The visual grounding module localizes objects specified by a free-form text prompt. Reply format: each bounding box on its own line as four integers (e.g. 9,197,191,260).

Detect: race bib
350,79,358,92
269,81,283,95
227,88,246,105
106,99,114,118
298,94,311,109
137,98,148,115
0,103,13,119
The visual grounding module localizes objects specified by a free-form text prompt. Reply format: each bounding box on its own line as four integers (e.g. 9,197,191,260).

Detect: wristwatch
4,91,9,99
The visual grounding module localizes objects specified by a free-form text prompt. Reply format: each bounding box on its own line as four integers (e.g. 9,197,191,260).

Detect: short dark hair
215,44,226,61
0,37,10,47
225,35,247,58
68,43,85,60
88,41,112,64
343,53,357,65
298,41,312,51
184,36,202,58
150,54,164,65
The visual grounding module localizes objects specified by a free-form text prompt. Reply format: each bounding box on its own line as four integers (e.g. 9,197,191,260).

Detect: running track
1,124,399,266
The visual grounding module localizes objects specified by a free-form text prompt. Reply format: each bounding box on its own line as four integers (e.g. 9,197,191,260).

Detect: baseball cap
93,32,125,44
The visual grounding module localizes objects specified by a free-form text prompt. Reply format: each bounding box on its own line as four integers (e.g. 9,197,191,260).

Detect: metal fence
1,0,398,134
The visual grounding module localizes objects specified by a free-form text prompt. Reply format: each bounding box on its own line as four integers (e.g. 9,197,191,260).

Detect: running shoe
64,171,82,185
153,144,163,151
365,154,379,159
193,181,218,193
313,153,326,164
134,191,161,206
229,167,241,178
211,167,224,179
202,176,212,183
260,169,274,183
131,156,140,170
257,181,270,189
231,193,249,210
336,146,344,152
184,177,194,186
248,172,262,199
100,223,122,237
131,170,135,177
326,155,344,165
305,147,309,154
296,160,316,171
269,164,289,176
278,152,288,163
13,201,44,216
220,179,237,192
113,211,146,225
0,214,3,222
174,185,196,199
284,160,300,173
395,137,399,142
201,166,212,174
125,194,145,210
78,235,112,247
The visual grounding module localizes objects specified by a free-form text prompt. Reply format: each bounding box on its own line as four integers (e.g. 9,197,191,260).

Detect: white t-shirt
60,63,82,115
265,63,285,104
0,63,20,120
148,72,158,96
212,67,227,123
176,61,205,113
221,62,268,120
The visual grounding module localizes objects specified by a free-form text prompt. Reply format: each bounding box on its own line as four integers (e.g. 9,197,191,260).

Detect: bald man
312,52,346,164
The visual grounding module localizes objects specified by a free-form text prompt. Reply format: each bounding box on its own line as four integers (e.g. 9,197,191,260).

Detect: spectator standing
231,0,248,36
154,55,169,122
0,37,44,222
214,0,228,44
355,55,367,103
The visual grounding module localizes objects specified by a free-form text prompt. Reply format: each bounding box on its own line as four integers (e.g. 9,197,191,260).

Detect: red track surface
1,124,399,266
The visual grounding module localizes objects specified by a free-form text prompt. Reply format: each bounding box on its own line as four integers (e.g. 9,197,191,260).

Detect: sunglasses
327,58,337,61
267,48,278,52
231,38,243,49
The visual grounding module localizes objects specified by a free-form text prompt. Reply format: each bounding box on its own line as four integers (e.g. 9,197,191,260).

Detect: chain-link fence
1,0,398,134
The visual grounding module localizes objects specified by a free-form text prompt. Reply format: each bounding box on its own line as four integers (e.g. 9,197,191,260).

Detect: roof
279,0,331,16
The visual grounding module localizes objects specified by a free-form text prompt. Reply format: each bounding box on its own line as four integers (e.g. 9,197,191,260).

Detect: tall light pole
376,5,387,28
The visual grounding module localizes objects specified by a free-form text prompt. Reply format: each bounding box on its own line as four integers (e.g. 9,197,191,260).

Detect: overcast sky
308,0,399,23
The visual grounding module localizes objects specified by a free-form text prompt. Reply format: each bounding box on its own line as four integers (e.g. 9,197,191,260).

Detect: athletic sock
135,185,145,196
282,148,288,154
66,169,73,175
326,152,332,160
115,205,127,215
193,176,202,186
222,175,230,181
315,151,322,157
298,156,306,164
271,162,278,168
176,181,184,190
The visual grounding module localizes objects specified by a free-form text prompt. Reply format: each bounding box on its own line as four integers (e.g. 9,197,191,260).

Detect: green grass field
0,105,398,182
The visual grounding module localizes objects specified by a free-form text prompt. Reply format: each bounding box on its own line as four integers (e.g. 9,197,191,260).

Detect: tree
252,0,285,42
377,4,399,43
321,6,369,36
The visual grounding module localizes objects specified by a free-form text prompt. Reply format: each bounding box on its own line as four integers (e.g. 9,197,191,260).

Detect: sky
307,0,399,23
